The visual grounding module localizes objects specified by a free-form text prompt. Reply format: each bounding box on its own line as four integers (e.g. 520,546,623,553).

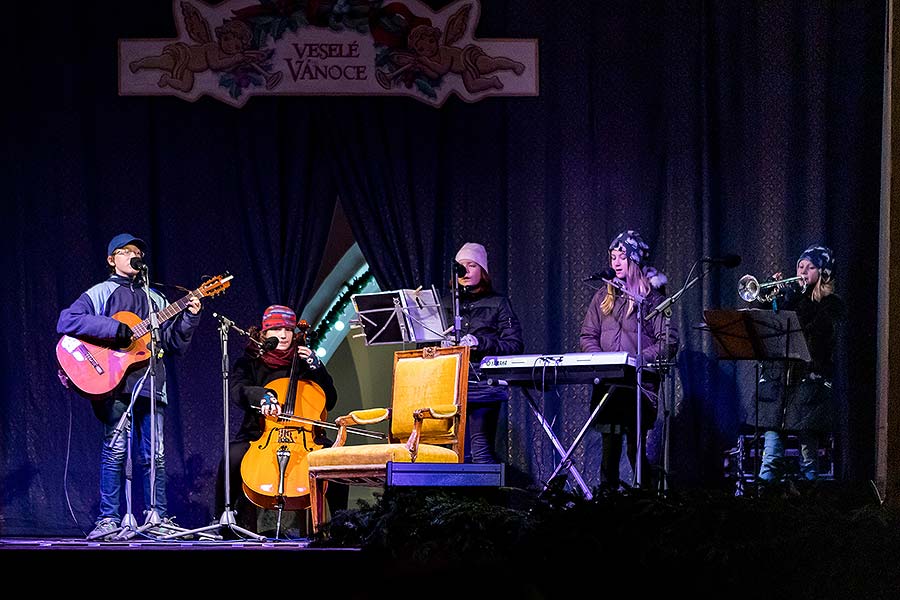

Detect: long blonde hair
810,276,834,303
600,260,650,317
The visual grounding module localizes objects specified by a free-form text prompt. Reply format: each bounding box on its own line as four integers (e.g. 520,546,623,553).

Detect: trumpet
738,274,807,302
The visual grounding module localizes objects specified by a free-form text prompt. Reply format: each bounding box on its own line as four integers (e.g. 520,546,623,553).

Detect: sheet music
352,289,447,345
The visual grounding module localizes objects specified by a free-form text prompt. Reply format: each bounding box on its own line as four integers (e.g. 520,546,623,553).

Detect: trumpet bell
737,274,760,302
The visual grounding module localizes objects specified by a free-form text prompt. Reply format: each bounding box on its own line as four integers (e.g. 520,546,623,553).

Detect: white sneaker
86,518,119,540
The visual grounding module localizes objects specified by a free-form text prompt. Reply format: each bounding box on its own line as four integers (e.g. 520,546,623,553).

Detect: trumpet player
753,245,845,491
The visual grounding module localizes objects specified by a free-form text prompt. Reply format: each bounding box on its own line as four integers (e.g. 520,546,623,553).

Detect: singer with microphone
214,304,347,535
56,233,203,541
436,242,524,464
579,229,678,491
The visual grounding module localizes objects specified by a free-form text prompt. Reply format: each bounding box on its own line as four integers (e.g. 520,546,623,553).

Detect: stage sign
119,0,539,108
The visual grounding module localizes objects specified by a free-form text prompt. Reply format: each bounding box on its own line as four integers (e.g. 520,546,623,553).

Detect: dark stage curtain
323,99,457,290
0,1,886,535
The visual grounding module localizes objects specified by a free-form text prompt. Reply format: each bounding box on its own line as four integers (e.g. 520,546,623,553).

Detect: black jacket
441,287,525,365
230,349,338,443
750,289,845,431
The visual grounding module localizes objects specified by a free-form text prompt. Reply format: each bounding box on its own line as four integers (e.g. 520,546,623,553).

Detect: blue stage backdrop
0,1,885,535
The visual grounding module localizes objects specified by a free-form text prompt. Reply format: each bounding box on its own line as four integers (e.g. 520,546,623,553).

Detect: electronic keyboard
478,352,637,386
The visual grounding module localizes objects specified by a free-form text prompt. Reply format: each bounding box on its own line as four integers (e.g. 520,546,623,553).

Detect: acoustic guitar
56,273,233,399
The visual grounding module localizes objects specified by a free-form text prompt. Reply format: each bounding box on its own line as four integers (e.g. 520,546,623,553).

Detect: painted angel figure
129,2,275,92
378,4,525,93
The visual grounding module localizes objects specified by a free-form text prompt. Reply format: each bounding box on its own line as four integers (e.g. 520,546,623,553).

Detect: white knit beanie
455,242,489,274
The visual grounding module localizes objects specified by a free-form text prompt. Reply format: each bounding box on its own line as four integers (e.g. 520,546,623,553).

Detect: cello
239,320,326,511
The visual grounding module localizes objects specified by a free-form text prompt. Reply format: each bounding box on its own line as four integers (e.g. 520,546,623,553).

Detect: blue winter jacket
57,274,201,404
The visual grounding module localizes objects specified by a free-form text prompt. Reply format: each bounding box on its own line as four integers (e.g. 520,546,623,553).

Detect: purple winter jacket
579,286,677,362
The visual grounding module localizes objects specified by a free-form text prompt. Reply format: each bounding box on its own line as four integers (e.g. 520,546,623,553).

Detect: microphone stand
133,265,192,540
106,268,160,541
645,261,712,493
105,372,149,541
604,276,647,487
160,312,265,541
452,262,462,344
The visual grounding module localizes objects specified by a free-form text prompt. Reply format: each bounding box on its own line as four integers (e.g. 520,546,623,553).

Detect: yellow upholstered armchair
307,345,469,532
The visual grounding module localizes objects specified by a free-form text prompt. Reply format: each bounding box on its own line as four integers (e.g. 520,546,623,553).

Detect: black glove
114,322,134,348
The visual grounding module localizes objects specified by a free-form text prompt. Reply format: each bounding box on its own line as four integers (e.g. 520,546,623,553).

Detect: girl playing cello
214,305,347,535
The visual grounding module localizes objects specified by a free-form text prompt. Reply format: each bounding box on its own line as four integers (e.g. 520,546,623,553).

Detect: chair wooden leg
309,473,326,533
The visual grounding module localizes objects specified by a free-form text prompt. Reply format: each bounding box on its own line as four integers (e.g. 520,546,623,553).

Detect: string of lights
311,270,375,351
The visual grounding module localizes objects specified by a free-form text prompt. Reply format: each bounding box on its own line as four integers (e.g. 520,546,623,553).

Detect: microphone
453,262,467,278
129,256,147,271
701,254,741,268
583,267,617,282
212,311,234,328
212,312,272,351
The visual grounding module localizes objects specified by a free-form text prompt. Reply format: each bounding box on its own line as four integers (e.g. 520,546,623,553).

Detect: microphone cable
60,380,88,538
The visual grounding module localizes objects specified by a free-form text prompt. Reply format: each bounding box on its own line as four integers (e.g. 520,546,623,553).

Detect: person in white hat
57,233,203,540
447,242,524,463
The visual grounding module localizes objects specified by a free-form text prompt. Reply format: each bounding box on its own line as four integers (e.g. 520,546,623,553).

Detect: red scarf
260,342,296,369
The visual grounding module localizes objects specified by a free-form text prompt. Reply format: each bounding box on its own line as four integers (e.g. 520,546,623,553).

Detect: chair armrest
415,404,458,420
332,408,390,447
404,405,460,461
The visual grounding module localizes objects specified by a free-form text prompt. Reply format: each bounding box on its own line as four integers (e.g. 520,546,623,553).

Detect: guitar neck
130,287,202,339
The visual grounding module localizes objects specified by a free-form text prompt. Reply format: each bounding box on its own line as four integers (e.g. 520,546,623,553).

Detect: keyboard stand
481,352,638,500
518,386,594,500
539,385,620,497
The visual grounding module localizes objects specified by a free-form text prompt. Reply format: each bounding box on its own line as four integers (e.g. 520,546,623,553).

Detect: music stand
352,288,447,345
702,308,810,495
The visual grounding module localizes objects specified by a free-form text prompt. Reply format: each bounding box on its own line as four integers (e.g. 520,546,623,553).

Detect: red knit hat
261,305,296,332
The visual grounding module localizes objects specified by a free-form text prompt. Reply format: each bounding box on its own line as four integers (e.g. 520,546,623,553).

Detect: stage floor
0,536,331,550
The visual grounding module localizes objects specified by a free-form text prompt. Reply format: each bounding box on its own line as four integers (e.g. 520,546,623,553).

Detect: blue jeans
97,397,167,521
758,430,819,482
464,383,507,464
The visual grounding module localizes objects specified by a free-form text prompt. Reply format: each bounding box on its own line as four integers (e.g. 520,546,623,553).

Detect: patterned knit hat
609,230,650,266
797,245,835,282
261,305,297,331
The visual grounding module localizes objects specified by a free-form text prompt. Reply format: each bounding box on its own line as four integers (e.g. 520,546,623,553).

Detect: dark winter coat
230,349,338,443
441,287,525,366
752,290,845,432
